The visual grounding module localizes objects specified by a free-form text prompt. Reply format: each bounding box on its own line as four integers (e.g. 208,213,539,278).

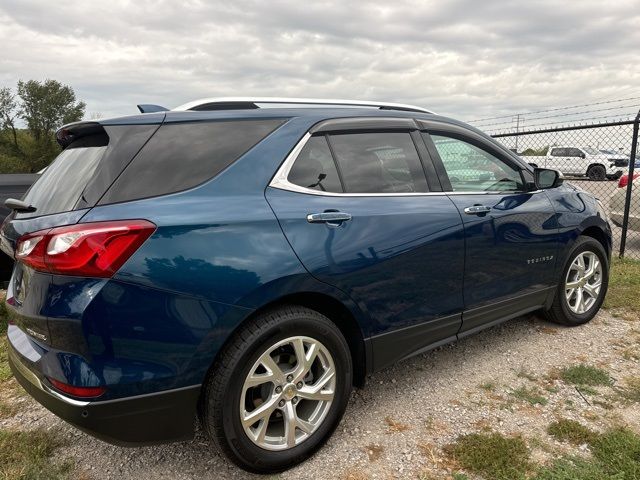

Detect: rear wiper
5,198,36,213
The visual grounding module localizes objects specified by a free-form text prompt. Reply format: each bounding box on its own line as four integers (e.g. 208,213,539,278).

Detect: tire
200,305,353,473
544,237,609,326
587,165,606,181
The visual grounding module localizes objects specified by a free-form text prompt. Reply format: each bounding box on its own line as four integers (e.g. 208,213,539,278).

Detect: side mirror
534,168,564,189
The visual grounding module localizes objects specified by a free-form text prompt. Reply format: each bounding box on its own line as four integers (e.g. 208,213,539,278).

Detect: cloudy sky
1,0,639,130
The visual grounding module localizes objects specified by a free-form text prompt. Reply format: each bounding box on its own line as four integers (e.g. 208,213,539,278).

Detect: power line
474,104,640,129
468,96,640,123
485,112,637,134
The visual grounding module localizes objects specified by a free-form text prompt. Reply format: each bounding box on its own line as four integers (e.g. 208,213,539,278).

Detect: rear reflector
16,220,156,278
48,378,106,398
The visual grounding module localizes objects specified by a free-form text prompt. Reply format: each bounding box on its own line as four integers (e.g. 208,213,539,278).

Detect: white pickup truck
520,146,628,181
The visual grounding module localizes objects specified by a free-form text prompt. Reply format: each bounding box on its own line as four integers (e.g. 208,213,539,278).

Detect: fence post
619,110,640,258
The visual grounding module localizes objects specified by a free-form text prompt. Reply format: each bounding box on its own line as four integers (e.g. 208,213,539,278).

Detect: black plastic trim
416,119,530,171
460,287,554,335
368,313,461,372
9,343,200,446
412,130,444,192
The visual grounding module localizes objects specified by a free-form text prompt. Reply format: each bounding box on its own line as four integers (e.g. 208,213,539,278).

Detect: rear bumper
8,341,200,446
611,211,640,231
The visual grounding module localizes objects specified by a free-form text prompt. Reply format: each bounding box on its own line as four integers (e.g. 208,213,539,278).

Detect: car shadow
58,311,563,479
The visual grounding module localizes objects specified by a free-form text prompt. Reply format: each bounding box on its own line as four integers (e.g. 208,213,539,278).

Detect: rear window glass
17,134,107,218
99,119,285,204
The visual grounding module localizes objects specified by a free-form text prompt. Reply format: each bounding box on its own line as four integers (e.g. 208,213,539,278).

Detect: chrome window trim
269,132,540,197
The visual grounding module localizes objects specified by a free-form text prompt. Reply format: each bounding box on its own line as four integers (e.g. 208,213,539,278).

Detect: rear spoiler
55,121,105,148
137,104,168,113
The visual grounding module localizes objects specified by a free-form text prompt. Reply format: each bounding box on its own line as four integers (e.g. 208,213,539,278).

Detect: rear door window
99,119,285,204
550,148,565,157
566,148,583,157
328,132,429,193
287,136,343,192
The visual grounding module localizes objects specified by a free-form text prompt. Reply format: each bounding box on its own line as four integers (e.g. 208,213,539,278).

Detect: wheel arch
586,163,606,174
580,225,612,260
254,292,368,388
199,290,369,398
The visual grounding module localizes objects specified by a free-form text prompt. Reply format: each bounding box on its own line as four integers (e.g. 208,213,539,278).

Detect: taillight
16,220,156,278
618,173,640,188
48,378,106,398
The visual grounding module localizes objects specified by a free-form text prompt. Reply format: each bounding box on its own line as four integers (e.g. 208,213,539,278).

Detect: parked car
0,173,39,281
521,146,627,180
610,172,640,231
2,98,612,473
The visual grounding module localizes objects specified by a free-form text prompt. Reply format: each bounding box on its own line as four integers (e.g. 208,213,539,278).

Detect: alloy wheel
240,336,336,451
564,251,603,314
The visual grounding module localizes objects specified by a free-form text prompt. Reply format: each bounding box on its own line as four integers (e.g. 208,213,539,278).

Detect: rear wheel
544,237,608,326
587,165,606,181
201,306,352,473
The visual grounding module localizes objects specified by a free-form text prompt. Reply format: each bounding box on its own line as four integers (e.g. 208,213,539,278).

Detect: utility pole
513,114,523,152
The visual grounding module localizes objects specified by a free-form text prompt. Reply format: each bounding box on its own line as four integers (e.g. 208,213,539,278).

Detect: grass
510,386,548,406
0,297,76,479
445,432,532,480
0,301,10,383
384,416,409,433
547,419,596,445
558,364,612,387
0,398,19,419
617,377,640,403
537,427,640,479
478,381,497,391
604,258,640,319
517,369,538,382
448,427,640,480
0,429,72,479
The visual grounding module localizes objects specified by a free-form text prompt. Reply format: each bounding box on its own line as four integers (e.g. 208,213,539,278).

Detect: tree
0,87,20,154
17,79,85,143
520,146,549,156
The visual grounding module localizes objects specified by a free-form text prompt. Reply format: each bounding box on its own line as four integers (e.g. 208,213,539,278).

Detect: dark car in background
2,98,611,473
0,173,39,281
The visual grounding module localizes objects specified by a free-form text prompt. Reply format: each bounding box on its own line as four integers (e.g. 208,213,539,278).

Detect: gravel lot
2,309,639,479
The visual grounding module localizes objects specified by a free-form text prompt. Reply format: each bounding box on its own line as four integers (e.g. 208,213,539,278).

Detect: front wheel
201,306,353,473
587,165,606,181
544,237,609,326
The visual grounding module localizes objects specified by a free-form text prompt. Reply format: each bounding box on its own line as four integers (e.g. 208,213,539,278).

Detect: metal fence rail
488,113,640,259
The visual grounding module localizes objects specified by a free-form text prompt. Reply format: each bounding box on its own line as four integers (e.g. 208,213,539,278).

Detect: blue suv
2,98,611,472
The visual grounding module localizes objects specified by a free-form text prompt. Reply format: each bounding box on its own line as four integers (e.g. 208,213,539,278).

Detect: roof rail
172,97,434,114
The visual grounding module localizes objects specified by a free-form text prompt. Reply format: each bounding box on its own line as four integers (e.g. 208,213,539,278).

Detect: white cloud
1,0,639,127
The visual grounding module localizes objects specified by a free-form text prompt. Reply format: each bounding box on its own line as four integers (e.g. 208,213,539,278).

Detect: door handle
306,211,352,225
464,205,491,215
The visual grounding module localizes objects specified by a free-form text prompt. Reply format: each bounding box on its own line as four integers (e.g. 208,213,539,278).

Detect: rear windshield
98,119,286,205
17,134,107,218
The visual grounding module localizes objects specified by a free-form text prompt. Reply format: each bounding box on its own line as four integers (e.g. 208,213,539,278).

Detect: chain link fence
488,115,640,259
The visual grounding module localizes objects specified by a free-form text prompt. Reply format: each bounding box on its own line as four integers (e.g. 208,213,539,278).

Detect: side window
328,132,429,193
566,148,583,157
287,136,343,192
100,119,285,204
550,148,565,157
430,134,524,192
